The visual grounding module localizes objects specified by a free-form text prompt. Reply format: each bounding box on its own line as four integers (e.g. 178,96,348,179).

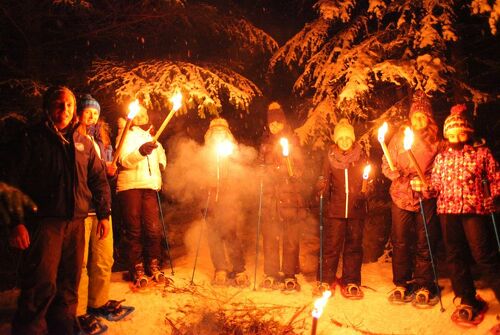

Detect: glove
410,177,425,192
484,197,495,213
139,141,158,156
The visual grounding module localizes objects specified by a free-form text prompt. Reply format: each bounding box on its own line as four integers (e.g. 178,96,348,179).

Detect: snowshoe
388,286,414,304
451,296,488,327
259,276,283,290
77,313,108,335
233,272,250,288
340,283,364,300
313,282,332,297
412,287,439,308
283,277,301,292
88,300,135,322
212,270,228,286
149,259,167,283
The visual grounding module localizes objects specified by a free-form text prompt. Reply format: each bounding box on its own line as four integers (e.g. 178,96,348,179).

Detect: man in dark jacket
3,86,111,335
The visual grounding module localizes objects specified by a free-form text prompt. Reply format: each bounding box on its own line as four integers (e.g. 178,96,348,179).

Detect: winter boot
283,277,301,292
451,295,488,326
77,313,108,335
340,283,364,300
212,270,228,286
149,259,167,283
388,285,414,304
413,287,439,307
234,271,250,287
313,282,331,296
132,263,148,288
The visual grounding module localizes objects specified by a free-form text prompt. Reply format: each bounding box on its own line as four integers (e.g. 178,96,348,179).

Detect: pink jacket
431,144,499,215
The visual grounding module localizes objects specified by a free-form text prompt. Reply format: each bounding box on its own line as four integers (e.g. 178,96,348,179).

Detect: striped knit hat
443,104,474,139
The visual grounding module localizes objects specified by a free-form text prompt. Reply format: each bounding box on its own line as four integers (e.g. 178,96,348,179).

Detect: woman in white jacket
116,106,167,287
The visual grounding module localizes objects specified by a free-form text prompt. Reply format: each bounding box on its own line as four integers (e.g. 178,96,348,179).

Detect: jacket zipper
344,168,349,218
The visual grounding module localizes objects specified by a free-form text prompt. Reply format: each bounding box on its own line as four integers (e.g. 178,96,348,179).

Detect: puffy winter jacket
2,121,111,221
116,126,166,192
382,127,438,212
258,131,306,219
431,143,499,215
321,143,368,218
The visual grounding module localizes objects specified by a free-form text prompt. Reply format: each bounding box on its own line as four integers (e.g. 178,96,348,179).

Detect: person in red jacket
413,104,500,324
316,119,370,299
382,91,440,306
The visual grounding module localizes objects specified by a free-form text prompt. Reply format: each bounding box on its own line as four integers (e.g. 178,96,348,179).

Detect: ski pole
191,190,211,285
156,190,174,275
418,196,445,312
482,178,500,252
253,176,264,291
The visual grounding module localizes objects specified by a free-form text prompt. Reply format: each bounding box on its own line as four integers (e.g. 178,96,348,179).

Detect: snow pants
206,214,245,274
318,217,364,285
77,215,114,316
440,214,500,303
12,218,85,335
391,199,439,291
118,189,162,275
261,214,301,279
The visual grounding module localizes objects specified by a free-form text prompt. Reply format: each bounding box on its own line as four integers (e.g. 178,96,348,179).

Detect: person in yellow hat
316,118,370,299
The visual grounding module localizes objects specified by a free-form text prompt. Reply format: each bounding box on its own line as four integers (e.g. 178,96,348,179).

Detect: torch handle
112,119,132,166
408,150,428,188
311,317,318,335
153,108,176,142
381,142,396,171
362,179,368,193
285,157,294,177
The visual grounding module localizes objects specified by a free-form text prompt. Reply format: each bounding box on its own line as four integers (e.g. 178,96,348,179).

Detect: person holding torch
115,103,167,288
315,119,370,299
411,104,500,325
381,91,440,306
203,118,250,287
258,101,306,292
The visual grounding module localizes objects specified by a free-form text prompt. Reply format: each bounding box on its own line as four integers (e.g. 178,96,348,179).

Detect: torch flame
363,164,371,180
170,91,183,112
279,137,290,157
311,290,332,318
403,127,414,151
127,99,141,119
216,139,234,158
377,122,388,142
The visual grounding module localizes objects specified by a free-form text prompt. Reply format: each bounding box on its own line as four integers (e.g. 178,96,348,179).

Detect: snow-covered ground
0,240,499,335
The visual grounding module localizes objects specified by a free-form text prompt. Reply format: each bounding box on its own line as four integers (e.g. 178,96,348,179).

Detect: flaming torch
362,164,371,193
279,137,294,177
152,91,183,142
378,122,395,171
311,290,332,335
403,127,427,187
112,99,141,166
215,139,234,202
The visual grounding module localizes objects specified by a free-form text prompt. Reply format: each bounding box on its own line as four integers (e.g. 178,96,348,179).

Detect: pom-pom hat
443,104,474,139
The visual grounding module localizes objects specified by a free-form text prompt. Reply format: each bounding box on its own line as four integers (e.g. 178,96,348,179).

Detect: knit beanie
443,104,474,138
409,90,433,119
204,117,234,143
78,94,100,115
267,102,287,125
333,118,355,143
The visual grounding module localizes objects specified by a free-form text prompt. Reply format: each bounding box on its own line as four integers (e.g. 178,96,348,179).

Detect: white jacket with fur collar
116,126,166,192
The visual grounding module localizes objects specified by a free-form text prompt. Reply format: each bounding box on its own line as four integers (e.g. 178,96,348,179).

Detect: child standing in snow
316,119,370,299
258,102,306,291
382,91,441,306
204,118,250,287
412,104,500,324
